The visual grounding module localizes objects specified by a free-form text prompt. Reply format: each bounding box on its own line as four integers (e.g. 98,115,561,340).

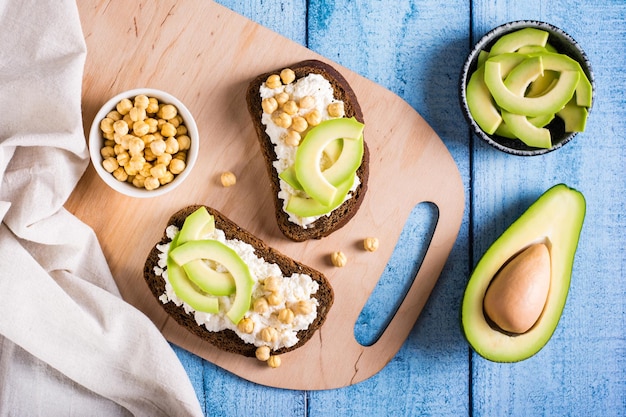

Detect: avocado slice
170,239,255,324
182,260,236,296
484,58,580,117
488,27,549,56
294,117,364,206
557,97,588,132
461,184,585,362
166,233,220,313
494,113,555,139
466,65,502,134
500,110,552,148
177,206,215,244
285,172,355,217
279,165,304,191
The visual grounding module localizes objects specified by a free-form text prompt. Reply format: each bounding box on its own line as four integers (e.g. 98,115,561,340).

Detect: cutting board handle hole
354,202,439,347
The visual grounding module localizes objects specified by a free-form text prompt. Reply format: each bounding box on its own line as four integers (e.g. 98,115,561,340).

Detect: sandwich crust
143,205,334,357
246,59,370,241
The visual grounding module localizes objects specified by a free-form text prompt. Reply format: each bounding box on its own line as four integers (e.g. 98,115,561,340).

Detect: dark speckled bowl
459,21,595,156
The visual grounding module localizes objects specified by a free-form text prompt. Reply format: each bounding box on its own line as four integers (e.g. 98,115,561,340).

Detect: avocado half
461,184,586,362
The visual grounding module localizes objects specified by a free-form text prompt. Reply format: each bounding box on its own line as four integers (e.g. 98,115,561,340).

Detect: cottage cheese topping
155,225,319,351
260,73,360,228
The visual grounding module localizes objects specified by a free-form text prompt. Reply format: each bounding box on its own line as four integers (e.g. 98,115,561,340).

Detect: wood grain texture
65,0,463,392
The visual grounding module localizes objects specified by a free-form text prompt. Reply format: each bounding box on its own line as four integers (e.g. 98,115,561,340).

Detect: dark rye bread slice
143,205,334,358
246,59,370,241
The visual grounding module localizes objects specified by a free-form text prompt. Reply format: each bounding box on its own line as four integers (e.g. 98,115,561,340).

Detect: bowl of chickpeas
88,88,199,198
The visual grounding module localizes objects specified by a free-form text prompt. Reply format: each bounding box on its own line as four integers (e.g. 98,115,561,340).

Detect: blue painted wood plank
470,1,626,416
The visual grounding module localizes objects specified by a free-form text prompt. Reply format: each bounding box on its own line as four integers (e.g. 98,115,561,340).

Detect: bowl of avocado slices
459,20,594,156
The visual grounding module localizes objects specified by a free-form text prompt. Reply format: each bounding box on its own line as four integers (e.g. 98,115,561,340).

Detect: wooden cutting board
65,0,464,390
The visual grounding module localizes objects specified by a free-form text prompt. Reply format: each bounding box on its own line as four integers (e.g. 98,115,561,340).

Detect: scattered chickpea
277,308,295,324
267,292,283,306
253,297,269,314
280,68,296,84
262,97,278,114
282,100,298,115
304,109,322,126
220,171,237,187
327,102,345,118
237,317,255,334
290,300,313,315
260,327,278,343
267,355,281,368
331,251,347,267
291,116,308,133
299,95,315,109
265,74,282,89
255,346,271,362
274,92,289,106
284,130,301,147
272,111,292,129
363,237,379,252
263,276,281,292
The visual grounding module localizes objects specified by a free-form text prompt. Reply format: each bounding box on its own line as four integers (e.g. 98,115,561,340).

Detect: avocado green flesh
495,113,555,139
177,206,215,244
500,110,552,148
183,259,236,296
285,173,354,217
467,65,502,134
170,239,254,324
557,97,588,132
294,117,364,207
485,59,580,117
461,184,585,362
166,233,220,314
489,27,549,56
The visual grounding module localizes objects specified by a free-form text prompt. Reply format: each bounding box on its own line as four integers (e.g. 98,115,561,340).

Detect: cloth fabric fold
0,1,204,415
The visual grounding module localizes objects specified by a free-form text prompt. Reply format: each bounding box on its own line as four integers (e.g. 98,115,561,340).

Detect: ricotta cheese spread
155,224,319,351
260,73,360,228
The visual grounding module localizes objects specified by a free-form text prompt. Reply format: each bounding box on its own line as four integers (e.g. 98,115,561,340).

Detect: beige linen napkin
0,1,204,415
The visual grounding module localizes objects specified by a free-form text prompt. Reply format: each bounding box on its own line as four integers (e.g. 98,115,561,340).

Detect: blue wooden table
171,1,626,415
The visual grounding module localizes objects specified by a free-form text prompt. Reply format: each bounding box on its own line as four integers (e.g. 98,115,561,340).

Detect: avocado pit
483,243,551,334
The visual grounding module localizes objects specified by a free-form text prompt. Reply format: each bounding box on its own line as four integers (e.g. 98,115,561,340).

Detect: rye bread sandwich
246,59,370,241
144,205,333,365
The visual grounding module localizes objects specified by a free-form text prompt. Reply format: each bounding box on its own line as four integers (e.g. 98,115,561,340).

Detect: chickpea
132,174,146,188
274,92,289,106
100,146,115,159
364,237,379,252
146,97,160,114
267,292,283,306
282,100,298,115
133,120,150,137
265,74,282,89
100,117,114,134
272,111,292,129
116,98,133,115
150,139,167,156
116,152,130,167
263,276,281,292
102,157,118,173
145,118,159,133
129,154,145,172
158,104,178,120
176,124,188,136
164,136,179,154
299,95,315,109
156,152,172,167
129,106,146,122
144,176,160,191
169,158,186,175
159,171,174,185
327,102,345,118
290,300,313,316
220,171,237,187
128,137,145,156
177,135,191,151
113,120,129,135
106,110,122,121
305,109,322,126
255,346,271,362
237,317,254,334
150,163,168,179
161,122,177,138
284,131,301,147
112,167,128,182
331,251,347,267
267,355,281,368
134,94,150,109
260,327,278,343
262,97,278,114
253,297,269,314
291,116,308,133
280,68,295,84
277,308,294,324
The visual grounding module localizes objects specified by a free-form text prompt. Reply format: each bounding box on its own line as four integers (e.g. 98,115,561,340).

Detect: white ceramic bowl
459,21,594,156
88,88,199,198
